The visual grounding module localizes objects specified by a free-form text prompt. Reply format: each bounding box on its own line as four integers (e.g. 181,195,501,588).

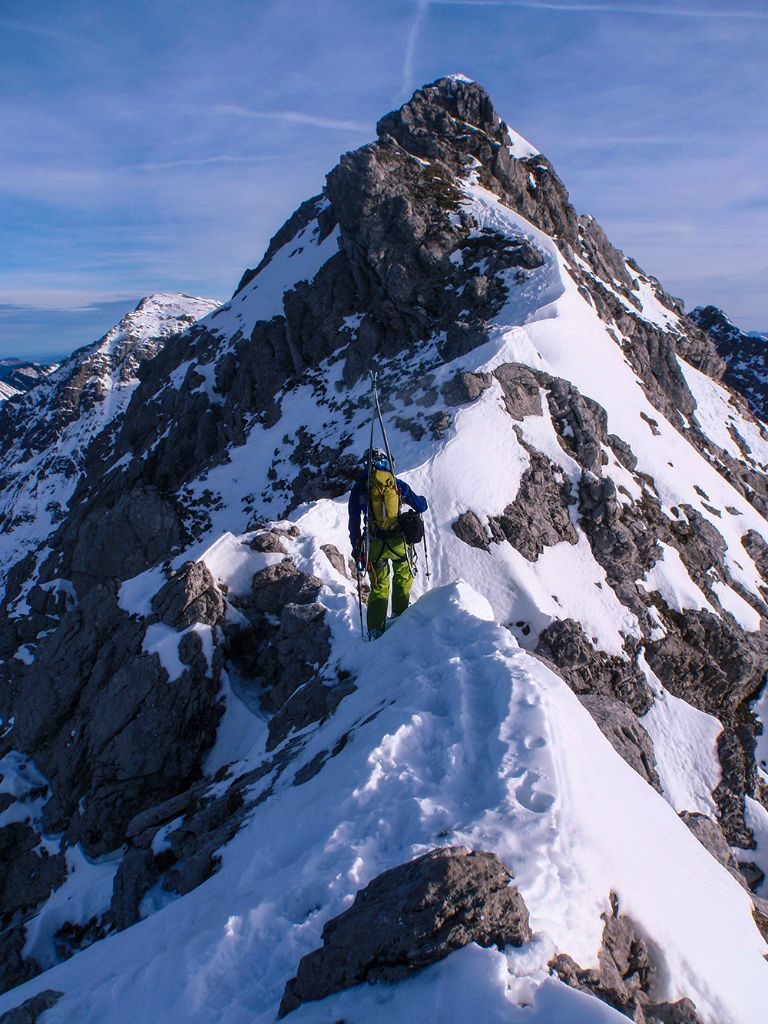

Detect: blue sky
1,0,766,360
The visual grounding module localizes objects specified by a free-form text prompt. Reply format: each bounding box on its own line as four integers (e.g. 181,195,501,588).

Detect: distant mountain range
0,358,57,401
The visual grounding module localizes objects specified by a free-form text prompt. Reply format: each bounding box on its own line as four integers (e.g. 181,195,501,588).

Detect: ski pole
355,564,365,639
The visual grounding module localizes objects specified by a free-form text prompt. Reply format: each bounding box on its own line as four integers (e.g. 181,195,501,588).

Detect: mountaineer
348,447,428,640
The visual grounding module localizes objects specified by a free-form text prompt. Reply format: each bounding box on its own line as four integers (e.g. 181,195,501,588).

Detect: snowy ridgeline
1,541,765,1023
3,78,768,1024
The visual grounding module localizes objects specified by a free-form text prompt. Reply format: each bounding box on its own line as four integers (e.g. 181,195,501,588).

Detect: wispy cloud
0,16,112,51
401,0,431,97
133,155,272,171
0,287,139,311
431,0,768,17
213,105,369,133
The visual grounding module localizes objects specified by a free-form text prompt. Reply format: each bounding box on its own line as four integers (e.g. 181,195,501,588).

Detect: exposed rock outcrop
0,990,63,1024
551,894,704,1024
536,619,652,716
279,846,532,1016
489,449,577,560
452,509,490,550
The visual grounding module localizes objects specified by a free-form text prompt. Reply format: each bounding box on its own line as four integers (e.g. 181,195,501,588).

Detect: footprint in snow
515,770,555,813
523,735,546,750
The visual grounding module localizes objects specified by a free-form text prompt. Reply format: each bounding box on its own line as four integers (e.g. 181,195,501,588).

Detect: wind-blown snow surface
2,581,765,1024
0,294,219,596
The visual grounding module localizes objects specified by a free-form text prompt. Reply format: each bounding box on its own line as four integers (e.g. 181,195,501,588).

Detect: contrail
431,0,768,17
0,17,112,51
402,0,431,98
214,105,369,133
134,155,268,171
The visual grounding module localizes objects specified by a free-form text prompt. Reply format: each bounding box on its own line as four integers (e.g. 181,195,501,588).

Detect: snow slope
1,578,765,1024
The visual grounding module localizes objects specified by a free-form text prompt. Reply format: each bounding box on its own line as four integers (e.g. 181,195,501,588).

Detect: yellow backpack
369,468,400,531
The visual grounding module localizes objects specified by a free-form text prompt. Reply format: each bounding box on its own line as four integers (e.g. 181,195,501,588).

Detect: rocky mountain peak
691,304,741,341
376,75,509,160
2,78,768,1023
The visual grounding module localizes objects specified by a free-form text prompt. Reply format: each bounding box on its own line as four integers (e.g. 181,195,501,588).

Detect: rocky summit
0,77,767,1023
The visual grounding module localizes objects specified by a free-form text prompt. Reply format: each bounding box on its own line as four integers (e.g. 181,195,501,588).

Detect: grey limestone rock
0,924,42,999
536,619,653,716
279,846,532,1016
111,846,158,931
489,449,577,561
227,554,333,717
250,560,323,612
713,717,761,846
267,673,356,751
579,472,619,527
0,822,66,918
1,583,223,858
248,531,288,554
452,510,490,550
737,860,765,891
578,215,636,294
152,560,224,628
493,362,543,420
266,603,332,712
0,990,64,1024
111,781,247,928
379,79,579,247
751,895,768,941
320,543,347,577
551,894,703,1024
579,694,661,791
742,529,768,599
441,371,492,406
645,607,766,721
607,433,638,471
691,305,768,421
67,484,183,588
545,375,609,474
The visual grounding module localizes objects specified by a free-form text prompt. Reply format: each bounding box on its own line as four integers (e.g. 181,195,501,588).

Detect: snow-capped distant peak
0,291,220,595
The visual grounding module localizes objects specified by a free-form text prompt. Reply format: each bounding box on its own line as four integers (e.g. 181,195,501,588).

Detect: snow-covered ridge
1,556,765,1023
0,293,219,596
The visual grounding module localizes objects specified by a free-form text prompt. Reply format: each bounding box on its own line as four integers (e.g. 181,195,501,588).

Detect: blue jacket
348,471,428,548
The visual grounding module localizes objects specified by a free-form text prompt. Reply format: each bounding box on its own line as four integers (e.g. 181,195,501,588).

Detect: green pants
367,536,413,635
